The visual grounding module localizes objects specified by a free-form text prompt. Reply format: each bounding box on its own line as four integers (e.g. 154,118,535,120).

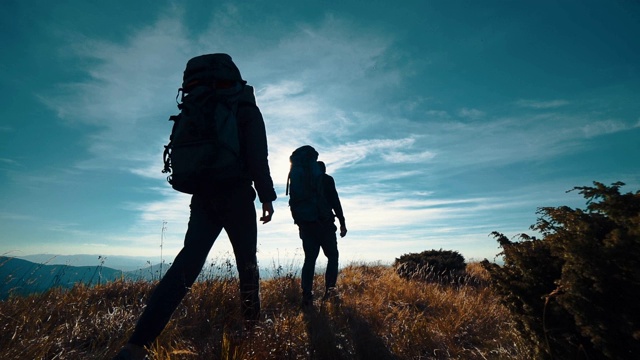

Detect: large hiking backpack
286,145,332,223
162,53,254,194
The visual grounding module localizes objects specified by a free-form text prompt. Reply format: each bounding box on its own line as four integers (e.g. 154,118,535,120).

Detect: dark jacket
321,174,345,227
235,86,277,204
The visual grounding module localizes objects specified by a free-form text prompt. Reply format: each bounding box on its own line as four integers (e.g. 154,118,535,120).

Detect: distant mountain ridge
0,256,168,300
1,255,303,300
16,254,169,272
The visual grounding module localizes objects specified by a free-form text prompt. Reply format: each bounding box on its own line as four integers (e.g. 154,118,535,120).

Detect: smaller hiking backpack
286,145,332,223
162,54,252,194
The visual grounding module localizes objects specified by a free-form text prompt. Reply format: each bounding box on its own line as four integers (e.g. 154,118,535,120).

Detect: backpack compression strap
285,172,291,196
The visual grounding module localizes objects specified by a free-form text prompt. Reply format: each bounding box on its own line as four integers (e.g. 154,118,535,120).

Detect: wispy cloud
37,15,191,176
458,107,485,119
381,150,436,163
580,119,640,138
38,9,404,183
516,99,570,109
0,212,35,221
319,137,436,172
0,158,18,165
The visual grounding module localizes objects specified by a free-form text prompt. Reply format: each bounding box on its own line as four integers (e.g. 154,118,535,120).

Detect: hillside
0,263,530,359
0,257,168,300
0,256,303,300
17,254,165,272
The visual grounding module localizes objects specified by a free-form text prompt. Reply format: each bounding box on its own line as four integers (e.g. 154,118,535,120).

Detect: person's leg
225,185,261,321
319,223,339,292
127,195,222,347
299,223,321,302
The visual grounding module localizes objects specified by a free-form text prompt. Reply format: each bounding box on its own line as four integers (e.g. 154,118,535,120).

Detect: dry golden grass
0,263,530,359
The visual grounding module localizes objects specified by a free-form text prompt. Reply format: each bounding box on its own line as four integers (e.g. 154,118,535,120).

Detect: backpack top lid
183,53,246,91
290,145,318,163
286,145,319,197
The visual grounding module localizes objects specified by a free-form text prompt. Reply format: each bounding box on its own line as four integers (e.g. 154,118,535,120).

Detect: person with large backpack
286,146,347,307
114,53,277,360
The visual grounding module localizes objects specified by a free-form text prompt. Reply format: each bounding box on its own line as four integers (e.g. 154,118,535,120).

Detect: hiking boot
322,287,340,302
243,319,262,336
112,343,147,360
301,292,314,308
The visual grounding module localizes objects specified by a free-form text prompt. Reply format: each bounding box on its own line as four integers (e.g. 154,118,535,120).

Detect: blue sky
1,0,639,267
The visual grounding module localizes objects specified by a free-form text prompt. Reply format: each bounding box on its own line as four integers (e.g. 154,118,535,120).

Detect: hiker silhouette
113,53,276,360
286,148,347,306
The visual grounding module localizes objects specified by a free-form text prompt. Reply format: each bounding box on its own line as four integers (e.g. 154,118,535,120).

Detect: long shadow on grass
302,302,396,360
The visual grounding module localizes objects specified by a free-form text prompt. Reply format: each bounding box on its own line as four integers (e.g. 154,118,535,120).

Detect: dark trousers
129,184,260,347
299,221,339,297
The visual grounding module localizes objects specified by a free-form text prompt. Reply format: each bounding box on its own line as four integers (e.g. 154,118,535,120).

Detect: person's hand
260,202,274,224
340,225,347,238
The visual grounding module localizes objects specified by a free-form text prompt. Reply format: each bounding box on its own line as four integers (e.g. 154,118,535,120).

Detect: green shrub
482,181,640,359
394,249,466,283
481,232,575,359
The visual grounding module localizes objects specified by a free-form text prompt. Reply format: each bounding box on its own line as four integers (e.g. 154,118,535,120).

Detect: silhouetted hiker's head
317,161,326,174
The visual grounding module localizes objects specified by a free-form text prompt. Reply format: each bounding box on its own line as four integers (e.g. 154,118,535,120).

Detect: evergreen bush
482,181,640,359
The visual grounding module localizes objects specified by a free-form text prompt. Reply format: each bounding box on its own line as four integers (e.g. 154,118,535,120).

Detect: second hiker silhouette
286,146,347,306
